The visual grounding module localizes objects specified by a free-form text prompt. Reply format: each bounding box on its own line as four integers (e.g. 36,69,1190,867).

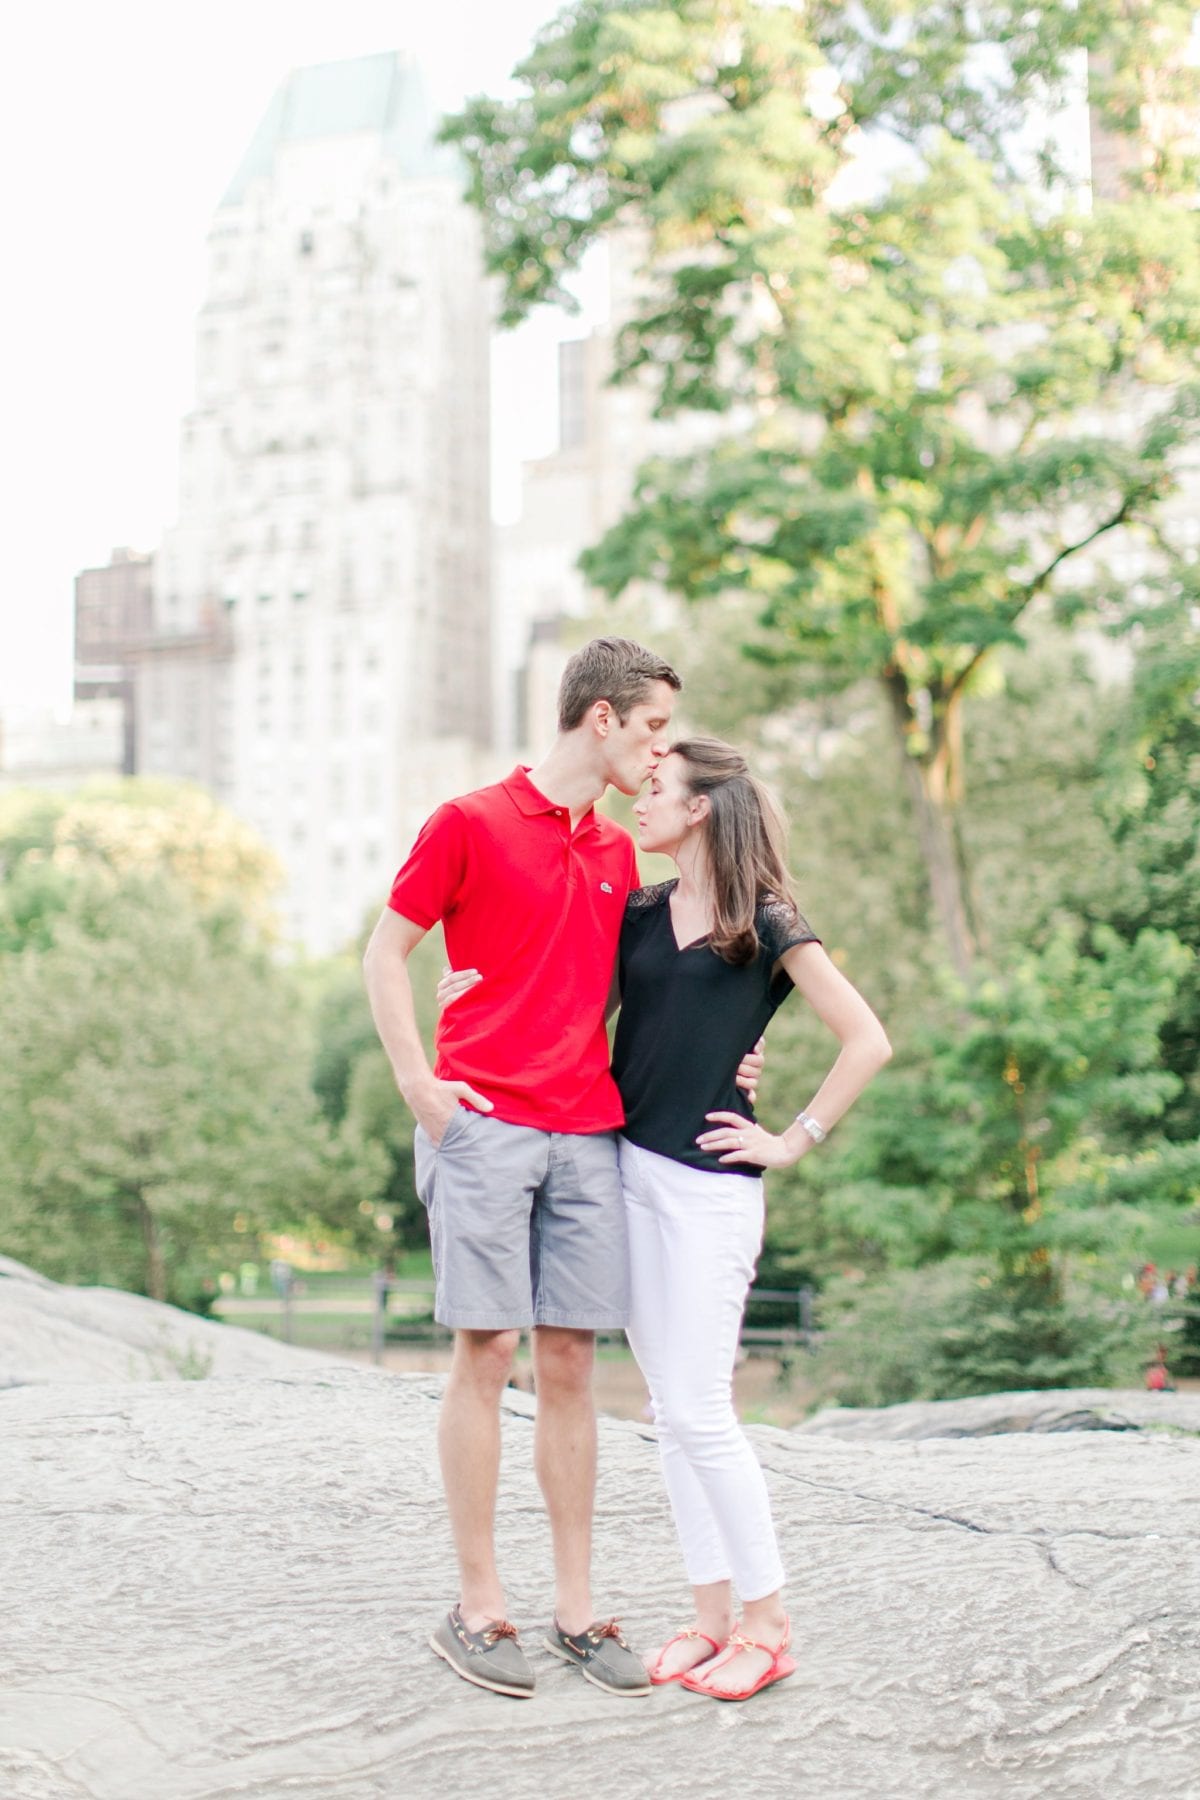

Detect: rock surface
796,1386,1200,1440
3,1363,1199,1800
0,1256,342,1387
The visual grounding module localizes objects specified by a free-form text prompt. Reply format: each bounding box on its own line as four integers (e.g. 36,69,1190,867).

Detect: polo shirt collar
503,767,601,835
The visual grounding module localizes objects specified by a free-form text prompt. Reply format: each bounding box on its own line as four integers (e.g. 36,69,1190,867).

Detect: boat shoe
543,1617,652,1696
430,1605,535,1698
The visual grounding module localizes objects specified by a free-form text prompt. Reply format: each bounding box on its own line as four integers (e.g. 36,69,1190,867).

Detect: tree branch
944,484,1154,705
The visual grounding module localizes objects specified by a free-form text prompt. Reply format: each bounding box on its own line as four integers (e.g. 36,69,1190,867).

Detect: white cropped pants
619,1137,786,1603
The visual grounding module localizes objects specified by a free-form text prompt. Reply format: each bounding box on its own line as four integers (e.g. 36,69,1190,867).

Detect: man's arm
440,956,764,1094
362,908,492,1144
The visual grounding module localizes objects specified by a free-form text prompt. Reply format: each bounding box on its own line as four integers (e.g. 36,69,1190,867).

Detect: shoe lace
593,1618,627,1646
483,1620,520,1645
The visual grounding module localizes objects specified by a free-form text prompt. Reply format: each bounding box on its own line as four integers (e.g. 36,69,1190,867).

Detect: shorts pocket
434,1103,476,1152
413,1124,437,1210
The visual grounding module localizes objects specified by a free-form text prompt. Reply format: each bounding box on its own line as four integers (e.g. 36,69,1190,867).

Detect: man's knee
453,1327,521,1391
531,1326,595,1394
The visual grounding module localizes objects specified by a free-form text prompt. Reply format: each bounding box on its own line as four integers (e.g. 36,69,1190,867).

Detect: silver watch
795,1110,827,1144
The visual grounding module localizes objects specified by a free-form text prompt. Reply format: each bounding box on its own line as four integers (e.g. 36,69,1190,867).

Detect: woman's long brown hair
670,737,798,964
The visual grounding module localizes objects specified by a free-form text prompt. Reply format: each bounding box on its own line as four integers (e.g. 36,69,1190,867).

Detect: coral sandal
679,1616,796,1702
645,1627,722,1686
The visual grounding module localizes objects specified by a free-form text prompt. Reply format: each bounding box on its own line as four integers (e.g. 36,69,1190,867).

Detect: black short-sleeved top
611,880,820,1178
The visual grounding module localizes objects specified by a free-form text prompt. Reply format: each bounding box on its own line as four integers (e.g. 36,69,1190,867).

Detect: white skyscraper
138,52,494,950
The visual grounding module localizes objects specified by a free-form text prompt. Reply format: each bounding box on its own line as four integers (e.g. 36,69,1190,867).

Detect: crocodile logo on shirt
600,882,613,893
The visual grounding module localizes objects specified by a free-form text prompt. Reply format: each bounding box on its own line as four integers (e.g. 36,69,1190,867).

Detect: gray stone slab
0,1257,343,1388
1,1367,1198,1799
796,1388,1200,1440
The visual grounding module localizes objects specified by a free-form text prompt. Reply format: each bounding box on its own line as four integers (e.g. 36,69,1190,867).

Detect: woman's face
632,753,703,856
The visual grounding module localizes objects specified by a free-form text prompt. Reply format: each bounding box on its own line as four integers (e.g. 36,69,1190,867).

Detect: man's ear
592,699,612,737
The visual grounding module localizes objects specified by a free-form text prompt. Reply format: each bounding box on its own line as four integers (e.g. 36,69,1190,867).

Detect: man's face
604,681,677,796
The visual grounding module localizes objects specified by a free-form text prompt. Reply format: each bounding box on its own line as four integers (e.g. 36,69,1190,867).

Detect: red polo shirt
388,767,638,1133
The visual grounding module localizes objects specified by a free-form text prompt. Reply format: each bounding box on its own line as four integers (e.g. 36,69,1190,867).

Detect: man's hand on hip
735,1036,766,1105
413,1078,494,1146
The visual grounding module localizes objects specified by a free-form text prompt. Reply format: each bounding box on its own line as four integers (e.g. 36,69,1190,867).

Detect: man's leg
530,1325,596,1635
526,1133,649,1695
439,1326,521,1628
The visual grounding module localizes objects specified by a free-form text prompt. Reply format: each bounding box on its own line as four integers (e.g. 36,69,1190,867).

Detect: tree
0,778,282,948
445,0,1200,975
816,923,1198,1287
309,932,449,1255
0,876,383,1304
769,918,1197,1397
1091,587,1200,1139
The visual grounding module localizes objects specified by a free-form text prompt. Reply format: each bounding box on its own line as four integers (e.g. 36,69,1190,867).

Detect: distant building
496,234,739,749
73,547,154,774
137,51,495,951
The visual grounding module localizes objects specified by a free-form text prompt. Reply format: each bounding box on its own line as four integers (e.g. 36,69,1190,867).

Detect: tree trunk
940,687,991,963
883,674,976,982
904,758,976,983
136,1194,167,1303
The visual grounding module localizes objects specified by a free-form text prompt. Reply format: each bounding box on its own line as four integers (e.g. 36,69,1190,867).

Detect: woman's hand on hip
696,1111,810,1169
436,966,482,1010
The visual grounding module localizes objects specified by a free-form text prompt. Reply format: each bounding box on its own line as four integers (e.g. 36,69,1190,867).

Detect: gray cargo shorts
412,1105,629,1331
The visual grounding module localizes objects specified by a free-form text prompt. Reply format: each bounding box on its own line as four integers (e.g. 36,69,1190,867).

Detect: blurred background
1,0,1197,1419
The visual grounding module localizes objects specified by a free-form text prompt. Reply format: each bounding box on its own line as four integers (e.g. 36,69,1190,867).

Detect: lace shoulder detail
625,880,676,917
757,893,819,956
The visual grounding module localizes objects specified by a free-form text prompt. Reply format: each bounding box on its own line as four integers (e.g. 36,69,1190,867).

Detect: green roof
221,51,458,206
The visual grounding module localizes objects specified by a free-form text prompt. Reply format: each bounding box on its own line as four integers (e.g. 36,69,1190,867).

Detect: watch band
795,1110,827,1144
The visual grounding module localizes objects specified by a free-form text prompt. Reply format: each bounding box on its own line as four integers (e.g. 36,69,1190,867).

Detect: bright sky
1,0,601,712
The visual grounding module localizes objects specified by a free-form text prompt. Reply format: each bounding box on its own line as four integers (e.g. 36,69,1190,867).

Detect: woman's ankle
739,1596,787,1642
691,1579,734,1644
693,1610,734,1644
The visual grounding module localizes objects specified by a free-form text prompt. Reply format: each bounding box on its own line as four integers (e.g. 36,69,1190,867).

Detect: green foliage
307,934,447,1255
0,777,282,946
341,1052,424,1253
828,924,1197,1280
0,785,385,1304
447,0,1200,973
1175,1297,1200,1377
1091,592,1200,1138
813,1260,1149,1407
311,965,387,1125
611,588,1198,1391
812,1264,972,1410
444,1,1177,323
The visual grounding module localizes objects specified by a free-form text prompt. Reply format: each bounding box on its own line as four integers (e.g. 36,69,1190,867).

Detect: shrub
813,1260,1147,1408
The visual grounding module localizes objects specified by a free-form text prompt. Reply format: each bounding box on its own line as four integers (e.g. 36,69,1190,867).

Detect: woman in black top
611,737,891,1702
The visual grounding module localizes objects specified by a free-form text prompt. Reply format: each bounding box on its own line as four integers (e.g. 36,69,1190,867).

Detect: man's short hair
557,637,682,732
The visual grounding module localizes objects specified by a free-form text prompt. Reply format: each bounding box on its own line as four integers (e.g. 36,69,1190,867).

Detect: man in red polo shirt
364,638,682,1699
